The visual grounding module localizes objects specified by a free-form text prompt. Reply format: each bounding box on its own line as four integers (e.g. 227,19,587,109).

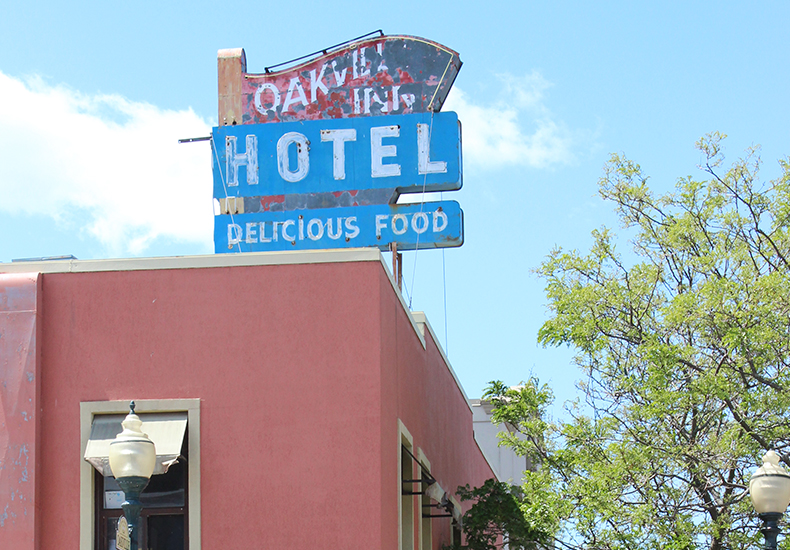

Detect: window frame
94,440,188,550
80,399,201,550
416,449,432,550
399,420,415,550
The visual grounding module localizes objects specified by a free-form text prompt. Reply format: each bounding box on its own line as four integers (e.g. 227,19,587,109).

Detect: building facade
0,249,498,550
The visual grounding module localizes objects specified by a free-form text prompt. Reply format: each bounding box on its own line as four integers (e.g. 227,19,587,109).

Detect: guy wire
211,135,243,253
407,110,435,309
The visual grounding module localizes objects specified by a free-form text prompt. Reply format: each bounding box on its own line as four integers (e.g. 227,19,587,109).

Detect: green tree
486,134,790,550
453,478,556,550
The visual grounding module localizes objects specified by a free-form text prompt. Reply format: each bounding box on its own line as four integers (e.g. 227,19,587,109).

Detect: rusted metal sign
218,35,461,126
212,112,462,209
214,34,465,255
215,201,463,253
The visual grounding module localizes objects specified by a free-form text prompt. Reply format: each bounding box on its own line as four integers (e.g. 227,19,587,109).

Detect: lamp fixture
109,401,156,550
750,450,790,550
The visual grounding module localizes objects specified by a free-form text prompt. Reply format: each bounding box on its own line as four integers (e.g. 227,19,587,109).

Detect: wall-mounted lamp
750,450,790,550
109,401,156,550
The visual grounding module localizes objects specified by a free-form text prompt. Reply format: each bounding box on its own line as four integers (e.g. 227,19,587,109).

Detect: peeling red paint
397,69,415,84
260,195,285,210
222,35,461,126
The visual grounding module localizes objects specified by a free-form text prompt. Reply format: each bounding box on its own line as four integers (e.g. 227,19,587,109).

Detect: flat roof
0,248,384,274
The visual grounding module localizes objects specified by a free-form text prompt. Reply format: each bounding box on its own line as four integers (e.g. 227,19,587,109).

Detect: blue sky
1,1,788,413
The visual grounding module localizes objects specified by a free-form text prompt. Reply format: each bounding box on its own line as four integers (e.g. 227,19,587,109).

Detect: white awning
84,412,187,476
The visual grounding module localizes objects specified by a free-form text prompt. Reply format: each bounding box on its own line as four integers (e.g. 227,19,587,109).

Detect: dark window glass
103,460,186,508
96,433,187,550
148,514,186,550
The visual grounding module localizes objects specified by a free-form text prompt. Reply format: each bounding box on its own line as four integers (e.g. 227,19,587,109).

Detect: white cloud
0,69,578,256
0,72,214,256
443,71,576,170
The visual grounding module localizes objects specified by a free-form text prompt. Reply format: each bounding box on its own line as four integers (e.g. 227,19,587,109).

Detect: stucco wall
37,260,384,549
0,251,495,550
0,273,42,550
378,268,495,550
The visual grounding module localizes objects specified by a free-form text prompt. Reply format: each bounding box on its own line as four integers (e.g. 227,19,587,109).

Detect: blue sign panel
212,112,461,201
214,201,463,253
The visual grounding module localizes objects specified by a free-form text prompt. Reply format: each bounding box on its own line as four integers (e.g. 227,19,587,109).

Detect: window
417,451,432,550
451,523,462,549
398,422,458,550
94,432,187,550
399,421,415,550
401,445,415,550
80,400,201,550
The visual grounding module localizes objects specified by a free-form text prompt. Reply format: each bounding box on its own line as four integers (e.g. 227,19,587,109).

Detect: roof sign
212,112,462,207
214,201,463,253
214,35,464,254
218,35,462,126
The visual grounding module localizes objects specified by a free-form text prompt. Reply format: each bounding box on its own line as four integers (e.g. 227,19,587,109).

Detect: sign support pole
391,243,402,291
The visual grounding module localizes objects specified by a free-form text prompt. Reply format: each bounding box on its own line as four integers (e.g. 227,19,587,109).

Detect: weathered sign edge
218,34,462,126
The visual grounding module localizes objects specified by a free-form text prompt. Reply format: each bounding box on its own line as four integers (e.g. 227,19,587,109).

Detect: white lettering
225,206,452,249
412,212,429,234
326,218,343,240
433,210,448,232
226,135,258,186
417,124,447,174
228,224,242,245
331,60,348,87
310,64,330,102
345,217,360,239
282,77,309,112
364,88,388,114
307,218,324,240
245,222,258,243
353,88,361,114
282,220,296,242
375,215,388,237
254,83,281,116
371,125,401,178
320,129,357,180
392,214,408,235
352,48,371,80
376,44,387,73
255,60,424,119
259,222,272,243
277,132,310,182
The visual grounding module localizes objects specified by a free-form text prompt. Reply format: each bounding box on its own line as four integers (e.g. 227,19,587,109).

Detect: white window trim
398,420,414,550
416,448,432,550
80,399,201,550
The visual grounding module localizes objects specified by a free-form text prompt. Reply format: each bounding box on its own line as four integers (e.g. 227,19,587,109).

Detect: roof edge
411,311,470,412
0,248,384,274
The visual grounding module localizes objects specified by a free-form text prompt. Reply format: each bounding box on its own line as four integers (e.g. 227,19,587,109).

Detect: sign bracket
263,30,385,74
391,242,403,291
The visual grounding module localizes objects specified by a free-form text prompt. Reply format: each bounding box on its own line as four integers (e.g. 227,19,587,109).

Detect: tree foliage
454,478,555,550
486,134,790,550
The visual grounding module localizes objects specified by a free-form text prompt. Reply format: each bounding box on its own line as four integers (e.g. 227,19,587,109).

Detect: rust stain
218,35,462,126
245,189,397,213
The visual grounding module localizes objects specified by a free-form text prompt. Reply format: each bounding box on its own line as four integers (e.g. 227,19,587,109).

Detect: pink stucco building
0,249,497,550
